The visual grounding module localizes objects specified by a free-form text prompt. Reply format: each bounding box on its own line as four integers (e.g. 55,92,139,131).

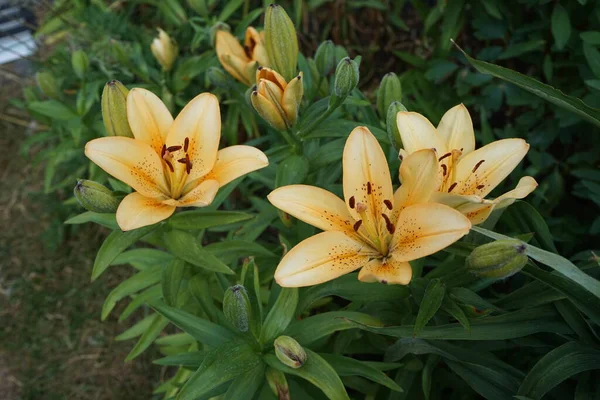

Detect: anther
398,154,403,161
367,182,372,194
383,199,393,210
477,184,485,190
167,145,182,152
386,223,395,234
472,160,485,173
177,158,187,164
184,137,189,152
186,154,192,174
448,182,457,193
161,144,166,157
349,196,355,209
353,220,363,232
441,164,447,176
381,213,391,225
165,160,175,172
438,152,451,162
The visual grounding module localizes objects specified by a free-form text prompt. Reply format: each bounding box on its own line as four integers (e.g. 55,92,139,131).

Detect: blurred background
1,0,599,399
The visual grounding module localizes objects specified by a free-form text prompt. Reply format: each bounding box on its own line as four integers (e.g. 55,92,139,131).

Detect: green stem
297,102,339,138
279,128,301,153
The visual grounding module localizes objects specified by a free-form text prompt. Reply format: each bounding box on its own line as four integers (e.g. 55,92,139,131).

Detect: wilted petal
437,104,475,156
204,145,268,187
127,88,173,154
116,192,175,231
358,257,412,285
396,111,447,155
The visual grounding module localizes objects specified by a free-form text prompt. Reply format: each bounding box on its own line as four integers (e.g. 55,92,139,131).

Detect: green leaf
28,100,78,120
260,287,298,345
517,342,600,400
162,259,186,307
177,339,262,400
414,279,446,337
275,155,310,187
111,249,174,270
223,363,265,400
115,314,156,341
264,349,350,400
152,302,235,346
581,31,600,45
119,284,162,321
584,43,600,78
498,40,545,60
64,211,118,230
555,300,597,345
446,360,516,400
91,225,157,281
454,42,600,128
551,4,571,51
502,201,557,252
125,314,169,361
441,298,470,331
218,0,244,21
154,351,206,367
162,229,233,274
168,210,253,230
205,240,276,259
320,353,402,392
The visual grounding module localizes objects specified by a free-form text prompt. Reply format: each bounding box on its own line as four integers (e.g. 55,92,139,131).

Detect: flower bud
333,57,359,98
265,367,290,399
74,180,120,213
466,239,528,279
151,28,178,71
251,67,303,130
223,285,253,332
215,26,268,86
35,71,59,99
334,45,349,63
101,80,134,138
210,22,230,47
386,101,407,151
314,40,335,76
264,4,298,81
377,72,402,118
274,336,307,369
206,67,229,88
71,50,89,79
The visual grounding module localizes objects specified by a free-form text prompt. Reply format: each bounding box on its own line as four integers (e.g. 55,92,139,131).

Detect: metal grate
0,0,36,64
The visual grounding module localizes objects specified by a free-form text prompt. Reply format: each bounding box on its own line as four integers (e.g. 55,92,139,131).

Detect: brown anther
477,184,485,190
398,154,403,161
161,144,166,157
441,164,447,176
349,196,355,209
167,145,182,152
438,152,452,162
367,182,372,194
353,220,363,232
448,182,457,193
383,199,393,210
184,137,189,152
472,160,485,173
164,159,175,172
186,154,192,174
177,158,187,164
386,222,395,234
381,213,391,225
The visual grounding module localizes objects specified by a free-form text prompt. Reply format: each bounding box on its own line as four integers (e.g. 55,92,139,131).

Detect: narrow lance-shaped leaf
414,279,446,337
260,287,298,345
163,229,234,274
162,258,186,307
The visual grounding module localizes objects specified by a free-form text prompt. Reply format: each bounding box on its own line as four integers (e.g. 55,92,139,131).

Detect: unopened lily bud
101,80,134,138
265,367,290,399
151,28,178,71
35,71,59,99
206,67,229,88
466,239,528,279
74,180,120,213
210,22,230,48
333,57,359,98
274,336,307,369
71,50,89,79
264,4,298,81
377,72,402,118
314,40,336,76
215,25,267,86
223,285,253,332
386,101,407,151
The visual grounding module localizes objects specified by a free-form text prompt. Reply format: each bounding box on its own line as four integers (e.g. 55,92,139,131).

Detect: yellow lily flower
396,104,538,224
268,127,471,287
151,28,178,72
215,27,269,86
251,67,303,130
85,89,269,231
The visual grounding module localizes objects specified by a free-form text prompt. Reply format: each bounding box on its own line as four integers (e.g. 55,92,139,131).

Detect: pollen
441,164,447,176
383,199,393,210
353,220,363,231
184,137,189,152
438,152,451,161
349,196,355,209
448,182,457,193
473,160,485,173
367,182,372,194
167,145,182,152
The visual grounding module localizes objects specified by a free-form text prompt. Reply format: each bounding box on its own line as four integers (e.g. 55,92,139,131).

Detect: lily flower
215,27,269,86
396,104,538,224
268,127,471,287
151,28,178,72
85,89,268,231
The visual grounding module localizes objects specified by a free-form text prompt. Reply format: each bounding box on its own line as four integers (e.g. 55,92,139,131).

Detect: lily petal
432,192,494,225
164,179,220,207
494,176,538,209
268,185,355,233
127,88,173,155
216,30,248,63
394,149,441,211
274,231,374,287
166,93,221,182
396,112,447,155
281,73,303,126
204,145,268,187
116,192,175,231
343,127,394,222
453,138,530,197
390,203,471,262
245,27,269,66
437,104,475,156
85,137,169,198
358,257,412,285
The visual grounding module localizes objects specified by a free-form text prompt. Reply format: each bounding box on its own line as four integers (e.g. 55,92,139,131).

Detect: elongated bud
314,40,335,76
35,71,59,99
377,72,402,118
206,67,229,88
264,4,298,81
151,28,178,71
332,57,359,99
386,101,407,151
162,0,187,26
266,367,290,399
210,22,230,48
223,285,253,332
74,180,120,213
101,80,134,138
466,239,528,279
71,50,89,79
274,336,307,369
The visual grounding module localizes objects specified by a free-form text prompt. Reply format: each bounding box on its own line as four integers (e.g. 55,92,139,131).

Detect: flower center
161,137,194,199
348,192,395,256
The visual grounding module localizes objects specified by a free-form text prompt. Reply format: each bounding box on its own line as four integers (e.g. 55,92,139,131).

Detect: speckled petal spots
116,192,176,231
358,257,412,285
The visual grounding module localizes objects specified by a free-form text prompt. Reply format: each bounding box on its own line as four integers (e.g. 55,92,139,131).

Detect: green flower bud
223,285,253,332
35,71,59,99
101,80,134,138
265,367,290,399
206,67,229,88
333,57,359,98
386,101,407,151
466,239,528,279
264,4,298,81
377,72,402,118
71,50,89,79
334,45,349,64
74,180,120,213
314,40,335,76
274,336,307,369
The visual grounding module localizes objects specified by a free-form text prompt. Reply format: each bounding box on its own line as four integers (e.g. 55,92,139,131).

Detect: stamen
438,152,451,162
186,154,192,174
441,164,447,176
161,144,166,157
386,223,395,234
381,213,392,225
353,220,362,232
398,154,403,161
165,160,175,172
477,184,485,190
177,158,187,164
356,203,368,213
367,182,372,195
448,182,457,193
383,199,393,210
472,160,485,173
349,196,355,209
184,137,189,152
167,145,182,152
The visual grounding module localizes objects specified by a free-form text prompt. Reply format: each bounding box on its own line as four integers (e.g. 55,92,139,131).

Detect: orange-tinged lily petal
116,192,176,231
494,176,538,209
432,192,494,225
127,88,173,155
453,138,530,197
164,179,219,207
394,149,441,211
437,104,475,156
390,203,471,262
245,27,269,67
216,30,247,62
342,127,394,221
396,111,447,155
204,145,269,187
281,73,303,125
268,185,355,233
358,257,412,285
85,137,169,198
274,231,375,287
